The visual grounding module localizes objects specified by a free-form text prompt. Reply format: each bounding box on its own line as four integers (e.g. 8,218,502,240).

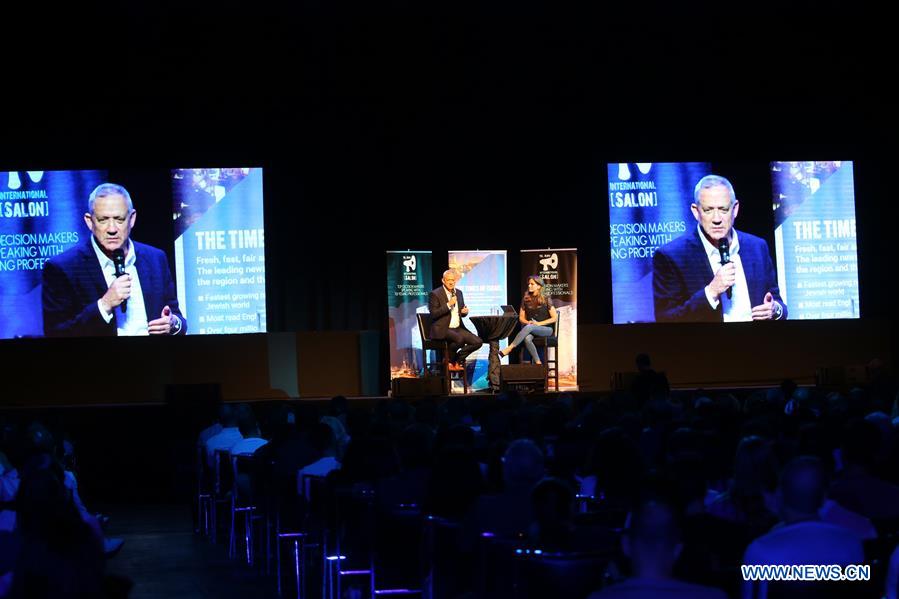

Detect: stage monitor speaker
500,364,546,393
392,376,445,398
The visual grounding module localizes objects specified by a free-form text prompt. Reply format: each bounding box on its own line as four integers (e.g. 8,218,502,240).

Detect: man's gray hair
88,183,134,214
442,269,459,280
693,174,736,205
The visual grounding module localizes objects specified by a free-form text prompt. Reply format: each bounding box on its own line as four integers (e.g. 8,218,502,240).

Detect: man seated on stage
42,183,187,337
428,269,482,371
652,174,787,323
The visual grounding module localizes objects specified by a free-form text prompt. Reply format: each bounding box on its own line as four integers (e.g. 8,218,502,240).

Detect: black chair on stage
516,313,560,392
416,313,468,394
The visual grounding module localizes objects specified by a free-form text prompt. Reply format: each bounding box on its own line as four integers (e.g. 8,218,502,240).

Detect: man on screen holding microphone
652,174,787,323
42,183,187,337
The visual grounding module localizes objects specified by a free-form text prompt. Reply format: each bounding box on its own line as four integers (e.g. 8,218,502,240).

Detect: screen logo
5,172,45,190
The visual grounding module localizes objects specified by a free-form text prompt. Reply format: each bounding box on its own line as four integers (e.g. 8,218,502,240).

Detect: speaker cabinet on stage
500,364,546,393
392,376,445,398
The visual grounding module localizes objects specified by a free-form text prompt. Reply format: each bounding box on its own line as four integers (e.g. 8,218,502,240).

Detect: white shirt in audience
297,457,341,497
205,427,243,466
230,437,268,456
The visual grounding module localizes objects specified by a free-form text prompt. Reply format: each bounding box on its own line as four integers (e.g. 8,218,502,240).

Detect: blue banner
1,170,107,338
387,251,433,379
448,250,507,391
772,161,859,319
173,168,267,334
608,162,710,323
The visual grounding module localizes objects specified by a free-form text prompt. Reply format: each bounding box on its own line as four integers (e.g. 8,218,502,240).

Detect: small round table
469,314,519,390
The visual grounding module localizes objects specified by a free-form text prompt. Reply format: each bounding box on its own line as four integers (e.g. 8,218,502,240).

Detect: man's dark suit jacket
652,227,787,323
41,239,187,337
428,286,468,339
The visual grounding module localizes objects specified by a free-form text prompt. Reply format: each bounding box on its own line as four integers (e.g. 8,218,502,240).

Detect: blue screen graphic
772,161,859,319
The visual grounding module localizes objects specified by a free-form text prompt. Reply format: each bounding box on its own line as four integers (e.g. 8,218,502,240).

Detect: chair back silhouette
230,453,262,564
196,445,214,536
371,502,424,595
512,549,612,599
424,515,473,599
211,448,235,543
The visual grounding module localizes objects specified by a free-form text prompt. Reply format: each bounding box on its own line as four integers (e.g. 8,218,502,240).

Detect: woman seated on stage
499,275,557,364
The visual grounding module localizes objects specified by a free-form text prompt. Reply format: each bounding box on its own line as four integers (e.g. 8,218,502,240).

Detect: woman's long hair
522,275,548,308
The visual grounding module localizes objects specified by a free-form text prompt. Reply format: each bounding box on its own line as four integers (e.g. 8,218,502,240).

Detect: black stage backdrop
1,12,894,354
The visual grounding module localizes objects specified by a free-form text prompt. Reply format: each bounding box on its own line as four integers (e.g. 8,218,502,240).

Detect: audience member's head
397,423,434,470
16,467,96,550
778,456,828,522
841,417,881,470
219,403,239,428
238,406,261,439
12,466,104,597
731,436,778,499
622,499,683,579
587,427,643,505
329,395,348,420
797,422,837,472
530,477,576,549
666,451,708,516
310,422,337,458
635,353,652,372
320,416,349,456
502,439,545,491
426,446,483,519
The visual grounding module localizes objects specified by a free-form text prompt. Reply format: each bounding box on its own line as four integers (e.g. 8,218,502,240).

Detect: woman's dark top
522,297,553,323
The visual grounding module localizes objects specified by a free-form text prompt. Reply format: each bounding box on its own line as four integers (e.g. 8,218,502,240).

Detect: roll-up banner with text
521,249,578,390
448,250,507,392
387,250,433,380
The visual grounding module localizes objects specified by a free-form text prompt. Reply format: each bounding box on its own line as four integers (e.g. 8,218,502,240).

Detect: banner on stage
386,250,433,380
448,249,507,392
520,248,578,390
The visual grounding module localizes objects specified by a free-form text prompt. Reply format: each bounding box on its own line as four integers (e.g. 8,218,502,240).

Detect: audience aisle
103,504,278,599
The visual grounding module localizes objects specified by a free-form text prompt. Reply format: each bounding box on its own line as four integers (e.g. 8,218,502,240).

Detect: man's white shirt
90,237,150,335
444,287,460,328
699,227,753,322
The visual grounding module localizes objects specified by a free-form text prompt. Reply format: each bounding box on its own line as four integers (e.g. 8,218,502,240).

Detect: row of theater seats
194,444,625,599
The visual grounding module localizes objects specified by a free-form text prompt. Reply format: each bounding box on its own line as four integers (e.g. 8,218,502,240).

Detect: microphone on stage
718,238,732,300
112,248,127,313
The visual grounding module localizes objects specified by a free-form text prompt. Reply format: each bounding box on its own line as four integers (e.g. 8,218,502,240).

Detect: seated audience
587,499,727,599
